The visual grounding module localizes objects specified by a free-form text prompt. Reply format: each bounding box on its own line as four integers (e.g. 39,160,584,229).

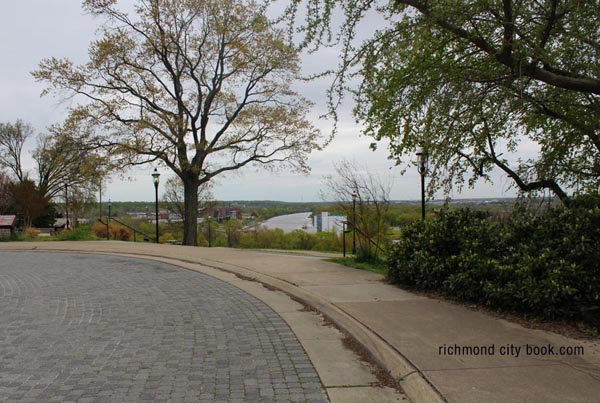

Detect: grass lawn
326,257,388,277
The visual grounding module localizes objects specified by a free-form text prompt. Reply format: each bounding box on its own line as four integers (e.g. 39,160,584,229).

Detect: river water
261,212,316,233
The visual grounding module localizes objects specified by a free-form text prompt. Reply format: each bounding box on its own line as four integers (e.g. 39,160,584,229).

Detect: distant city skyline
0,1,520,202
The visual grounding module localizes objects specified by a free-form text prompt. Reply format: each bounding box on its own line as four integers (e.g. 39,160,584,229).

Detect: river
261,212,316,233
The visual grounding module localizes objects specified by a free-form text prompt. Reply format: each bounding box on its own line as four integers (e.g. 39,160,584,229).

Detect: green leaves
388,200,600,324
35,0,325,246
289,0,600,200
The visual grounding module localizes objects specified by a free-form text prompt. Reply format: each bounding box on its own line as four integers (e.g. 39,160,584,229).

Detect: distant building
212,207,242,221
126,211,150,220
315,212,346,234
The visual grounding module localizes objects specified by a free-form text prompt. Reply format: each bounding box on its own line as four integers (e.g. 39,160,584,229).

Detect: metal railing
98,217,156,243
343,220,386,257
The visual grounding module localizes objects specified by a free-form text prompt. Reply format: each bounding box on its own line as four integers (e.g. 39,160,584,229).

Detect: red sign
0,215,16,227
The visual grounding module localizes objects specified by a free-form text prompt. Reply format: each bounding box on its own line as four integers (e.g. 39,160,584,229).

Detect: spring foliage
286,0,600,201
388,201,600,324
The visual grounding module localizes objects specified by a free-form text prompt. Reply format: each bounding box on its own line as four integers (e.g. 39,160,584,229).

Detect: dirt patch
231,271,405,394
288,297,403,394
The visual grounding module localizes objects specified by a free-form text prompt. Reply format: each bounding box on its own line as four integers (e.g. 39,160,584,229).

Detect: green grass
56,225,97,241
326,257,388,277
1,225,98,242
0,233,24,242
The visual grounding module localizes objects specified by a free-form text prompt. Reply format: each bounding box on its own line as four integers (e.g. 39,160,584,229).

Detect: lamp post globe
152,168,160,244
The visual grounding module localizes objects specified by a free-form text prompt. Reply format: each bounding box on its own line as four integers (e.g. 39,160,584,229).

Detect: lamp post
65,183,69,230
107,199,111,240
99,181,102,221
351,191,357,255
342,221,347,258
152,168,160,244
416,147,429,220
207,215,212,247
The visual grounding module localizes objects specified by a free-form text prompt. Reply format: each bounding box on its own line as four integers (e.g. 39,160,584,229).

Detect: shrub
91,222,132,241
159,232,174,243
311,231,342,252
213,234,228,247
91,222,108,238
0,233,23,242
56,225,95,241
388,202,600,325
236,227,344,252
24,227,40,239
114,225,132,241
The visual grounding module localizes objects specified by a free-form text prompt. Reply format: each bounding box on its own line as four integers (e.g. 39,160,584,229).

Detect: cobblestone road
0,252,328,403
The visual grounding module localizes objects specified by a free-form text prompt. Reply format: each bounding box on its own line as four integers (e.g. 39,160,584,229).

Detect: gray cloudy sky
0,1,518,202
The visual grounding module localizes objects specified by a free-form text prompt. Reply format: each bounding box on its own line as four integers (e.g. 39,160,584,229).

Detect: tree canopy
34,0,322,245
0,119,106,227
34,119,108,200
287,0,600,202
0,120,33,182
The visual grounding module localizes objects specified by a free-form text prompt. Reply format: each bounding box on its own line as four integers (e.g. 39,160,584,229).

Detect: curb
188,256,447,403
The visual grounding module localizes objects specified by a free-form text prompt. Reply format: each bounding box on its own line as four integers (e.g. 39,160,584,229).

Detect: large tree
287,0,600,203
34,0,322,245
0,119,106,210
34,119,108,200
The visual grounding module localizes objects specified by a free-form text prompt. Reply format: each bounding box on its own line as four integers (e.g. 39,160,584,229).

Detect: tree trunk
182,177,199,246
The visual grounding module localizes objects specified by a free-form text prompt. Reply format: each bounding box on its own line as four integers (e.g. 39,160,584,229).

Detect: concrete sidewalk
2,242,599,402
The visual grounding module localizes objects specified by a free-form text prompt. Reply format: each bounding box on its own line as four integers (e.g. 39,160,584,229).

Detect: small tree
224,219,242,247
201,217,218,247
322,159,391,259
6,180,53,228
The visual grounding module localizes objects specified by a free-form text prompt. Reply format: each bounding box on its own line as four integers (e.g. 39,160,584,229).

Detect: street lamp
98,181,102,221
107,199,111,240
351,191,357,255
152,168,160,244
65,183,69,230
207,215,212,247
416,147,429,220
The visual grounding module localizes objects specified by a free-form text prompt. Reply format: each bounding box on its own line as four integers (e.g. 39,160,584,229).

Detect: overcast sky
0,1,519,202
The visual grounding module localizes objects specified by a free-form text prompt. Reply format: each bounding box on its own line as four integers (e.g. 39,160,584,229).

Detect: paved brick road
0,252,328,403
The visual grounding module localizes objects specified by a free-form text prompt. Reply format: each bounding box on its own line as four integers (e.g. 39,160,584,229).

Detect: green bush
91,222,132,241
0,233,23,242
56,225,96,241
236,227,343,252
388,202,600,325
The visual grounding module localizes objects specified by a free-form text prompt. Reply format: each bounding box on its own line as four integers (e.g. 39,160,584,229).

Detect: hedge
388,200,600,325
